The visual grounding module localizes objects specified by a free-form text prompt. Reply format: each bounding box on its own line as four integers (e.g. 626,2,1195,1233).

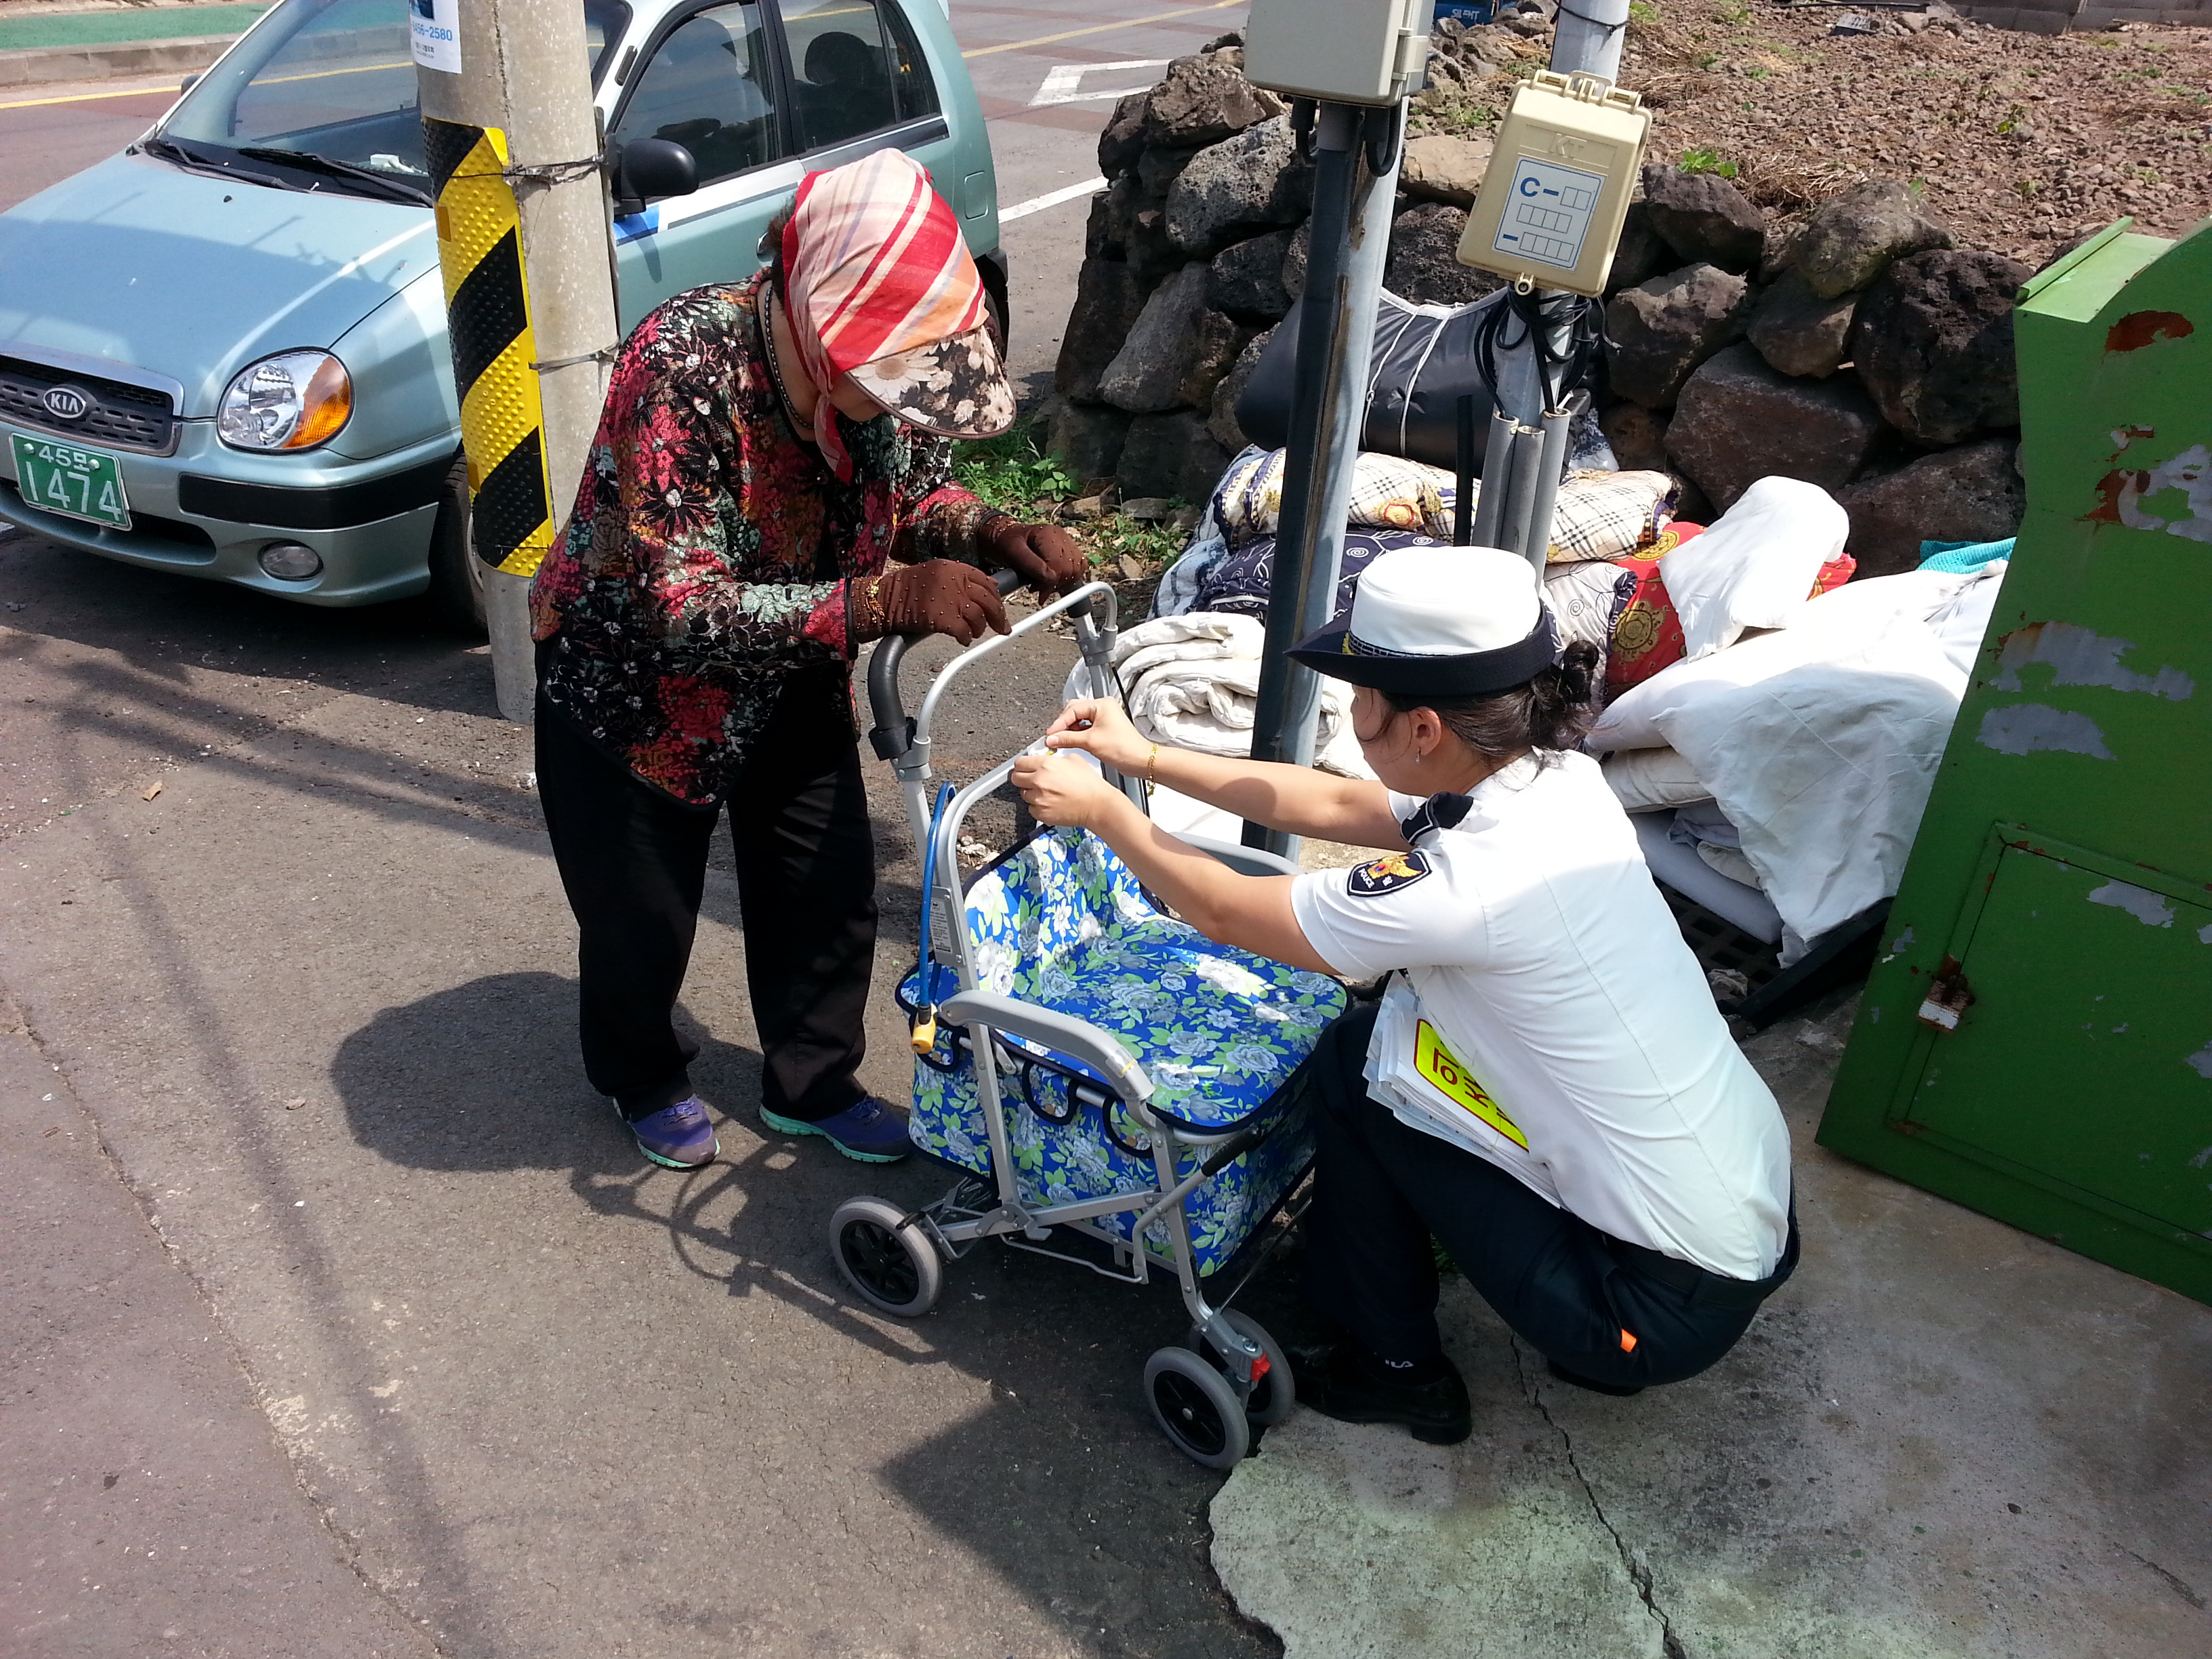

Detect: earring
1414,752,1423,765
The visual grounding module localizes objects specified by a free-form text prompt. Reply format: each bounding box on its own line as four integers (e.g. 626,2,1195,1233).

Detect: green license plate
11,432,131,529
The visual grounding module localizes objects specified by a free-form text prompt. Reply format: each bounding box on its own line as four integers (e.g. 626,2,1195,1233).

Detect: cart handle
940,987,1154,1106
865,569,1115,764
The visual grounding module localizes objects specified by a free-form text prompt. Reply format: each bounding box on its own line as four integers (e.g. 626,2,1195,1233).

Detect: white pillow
1663,476,1848,661
1591,569,1954,750
1599,745,1711,811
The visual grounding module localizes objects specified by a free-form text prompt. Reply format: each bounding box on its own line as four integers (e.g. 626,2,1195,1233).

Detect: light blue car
0,0,1003,627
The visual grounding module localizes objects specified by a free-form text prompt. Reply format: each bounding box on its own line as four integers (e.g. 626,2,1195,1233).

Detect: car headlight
216,350,352,450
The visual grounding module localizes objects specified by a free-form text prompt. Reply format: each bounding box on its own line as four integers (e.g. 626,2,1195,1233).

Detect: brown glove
981,518,1087,596
849,560,1010,647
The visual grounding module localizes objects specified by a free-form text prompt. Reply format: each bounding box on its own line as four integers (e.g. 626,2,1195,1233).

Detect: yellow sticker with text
1414,1019,1529,1149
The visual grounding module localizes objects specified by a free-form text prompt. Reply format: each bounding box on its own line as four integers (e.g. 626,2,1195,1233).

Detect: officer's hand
853,560,1010,646
1044,698,1149,775
981,519,1087,596
1011,750,1126,832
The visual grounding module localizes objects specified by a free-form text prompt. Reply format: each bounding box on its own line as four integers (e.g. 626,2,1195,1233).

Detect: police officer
1012,547,1797,1444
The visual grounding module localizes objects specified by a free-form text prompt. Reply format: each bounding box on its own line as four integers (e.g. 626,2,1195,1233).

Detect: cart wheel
830,1197,943,1318
1145,1347,1251,1469
1221,1311,1295,1428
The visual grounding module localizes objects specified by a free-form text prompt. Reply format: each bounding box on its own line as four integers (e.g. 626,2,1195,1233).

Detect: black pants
1298,1004,1782,1391
534,666,876,1123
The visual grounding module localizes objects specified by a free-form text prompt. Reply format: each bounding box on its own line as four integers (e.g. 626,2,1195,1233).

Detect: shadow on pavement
0,529,499,718
330,968,1285,1659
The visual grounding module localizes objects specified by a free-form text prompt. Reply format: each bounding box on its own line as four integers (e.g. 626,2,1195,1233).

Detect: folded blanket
1210,448,1677,563
1060,613,1376,779
1190,529,1444,621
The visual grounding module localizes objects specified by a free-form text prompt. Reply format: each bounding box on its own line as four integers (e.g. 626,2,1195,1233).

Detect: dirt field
1437,0,2212,265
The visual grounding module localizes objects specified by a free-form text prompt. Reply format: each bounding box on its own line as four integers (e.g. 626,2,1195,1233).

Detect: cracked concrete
1509,1334,1686,1659
1208,1000,2212,1658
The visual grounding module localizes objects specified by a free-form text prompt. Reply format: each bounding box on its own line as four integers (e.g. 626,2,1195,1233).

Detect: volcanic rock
1746,269,1859,379
1793,179,1955,300
1166,116,1311,256
1666,344,1889,510
1385,204,1504,308
1839,437,2026,577
1641,165,1766,274
1605,262,1754,409
1097,264,1212,413
1849,248,2030,444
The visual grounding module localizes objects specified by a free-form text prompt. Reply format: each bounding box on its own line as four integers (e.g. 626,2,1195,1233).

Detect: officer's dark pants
1298,1003,1779,1391
534,664,876,1124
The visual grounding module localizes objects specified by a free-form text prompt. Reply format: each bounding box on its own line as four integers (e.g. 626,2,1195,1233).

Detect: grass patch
953,420,1076,513
954,417,1193,581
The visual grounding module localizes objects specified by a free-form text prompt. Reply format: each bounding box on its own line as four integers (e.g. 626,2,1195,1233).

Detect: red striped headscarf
779,149,1013,480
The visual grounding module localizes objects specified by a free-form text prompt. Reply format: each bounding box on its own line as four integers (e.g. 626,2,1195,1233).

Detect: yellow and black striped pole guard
425,117,556,579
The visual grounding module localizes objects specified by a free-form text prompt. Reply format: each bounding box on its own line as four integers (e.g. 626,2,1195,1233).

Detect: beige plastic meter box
1456,71,1651,297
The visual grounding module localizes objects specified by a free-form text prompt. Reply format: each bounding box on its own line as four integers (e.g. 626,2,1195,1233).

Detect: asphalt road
0,7,1303,1658
0,0,1250,392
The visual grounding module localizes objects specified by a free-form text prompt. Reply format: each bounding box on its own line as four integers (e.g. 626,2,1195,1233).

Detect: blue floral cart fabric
899,827,1347,1273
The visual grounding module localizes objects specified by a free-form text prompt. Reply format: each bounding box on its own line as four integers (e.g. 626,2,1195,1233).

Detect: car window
160,0,626,182
781,0,939,154
611,1,778,190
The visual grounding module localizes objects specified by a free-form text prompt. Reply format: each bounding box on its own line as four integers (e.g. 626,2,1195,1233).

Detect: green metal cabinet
1818,218,2212,1305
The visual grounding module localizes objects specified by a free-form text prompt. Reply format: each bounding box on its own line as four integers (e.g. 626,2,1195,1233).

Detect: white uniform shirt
1290,751,1792,1281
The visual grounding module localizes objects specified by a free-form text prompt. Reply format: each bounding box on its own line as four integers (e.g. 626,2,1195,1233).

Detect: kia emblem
41,385,89,422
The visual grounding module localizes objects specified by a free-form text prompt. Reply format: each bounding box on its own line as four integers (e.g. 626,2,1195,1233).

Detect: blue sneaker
760,1097,912,1163
617,1096,719,1170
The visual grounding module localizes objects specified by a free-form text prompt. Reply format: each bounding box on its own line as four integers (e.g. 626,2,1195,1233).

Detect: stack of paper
1363,980,1544,1183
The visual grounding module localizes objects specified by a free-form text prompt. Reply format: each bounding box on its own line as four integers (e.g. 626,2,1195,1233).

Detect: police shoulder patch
1347,850,1432,897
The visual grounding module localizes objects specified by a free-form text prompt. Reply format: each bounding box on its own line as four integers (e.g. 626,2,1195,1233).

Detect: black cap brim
1287,613,1563,699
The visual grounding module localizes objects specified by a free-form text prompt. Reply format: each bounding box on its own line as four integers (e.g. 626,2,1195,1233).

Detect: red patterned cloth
529,273,1008,806
1605,526,1858,698
781,150,1010,480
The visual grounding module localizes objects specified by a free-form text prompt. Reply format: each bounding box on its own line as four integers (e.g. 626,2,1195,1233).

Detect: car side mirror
613,138,698,218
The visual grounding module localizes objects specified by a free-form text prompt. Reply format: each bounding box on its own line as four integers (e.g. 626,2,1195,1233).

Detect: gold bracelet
1146,741,1160,784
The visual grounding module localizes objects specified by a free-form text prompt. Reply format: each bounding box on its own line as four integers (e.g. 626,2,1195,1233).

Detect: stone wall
1042,18,2031,578
1956,0,2212,32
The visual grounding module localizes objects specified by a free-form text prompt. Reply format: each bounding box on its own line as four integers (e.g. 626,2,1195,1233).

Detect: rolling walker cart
828,572,1349,1467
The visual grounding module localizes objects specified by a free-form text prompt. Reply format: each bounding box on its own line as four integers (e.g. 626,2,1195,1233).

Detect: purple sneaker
760,1097,911,1163
618,1096,719,1170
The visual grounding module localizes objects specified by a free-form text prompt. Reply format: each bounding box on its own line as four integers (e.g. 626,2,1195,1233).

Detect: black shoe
1290,1342,1473,1445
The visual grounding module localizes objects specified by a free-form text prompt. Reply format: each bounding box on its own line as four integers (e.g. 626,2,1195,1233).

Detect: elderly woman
1012,548,1796,1443
532,151,1082,1172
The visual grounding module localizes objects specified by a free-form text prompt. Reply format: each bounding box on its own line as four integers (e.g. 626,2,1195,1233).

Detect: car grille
0,356,177,453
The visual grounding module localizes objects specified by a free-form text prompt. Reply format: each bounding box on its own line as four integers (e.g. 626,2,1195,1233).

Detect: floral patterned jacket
530,272,1010,806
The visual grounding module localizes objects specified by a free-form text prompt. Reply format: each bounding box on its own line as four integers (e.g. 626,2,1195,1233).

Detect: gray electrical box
1243,0,1431,106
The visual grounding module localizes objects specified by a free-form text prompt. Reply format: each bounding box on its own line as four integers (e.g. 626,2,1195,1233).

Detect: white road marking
998,176,1109,223
1027,60,1169,107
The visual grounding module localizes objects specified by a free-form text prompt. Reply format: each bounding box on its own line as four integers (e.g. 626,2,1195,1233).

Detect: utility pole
415,0,619,724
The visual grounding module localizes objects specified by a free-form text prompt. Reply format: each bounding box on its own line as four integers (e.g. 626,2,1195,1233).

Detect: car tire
424,453,487,637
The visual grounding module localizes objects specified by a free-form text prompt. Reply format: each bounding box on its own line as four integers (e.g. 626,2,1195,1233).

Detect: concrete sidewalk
1210,998,2212,1658
0,2,268,87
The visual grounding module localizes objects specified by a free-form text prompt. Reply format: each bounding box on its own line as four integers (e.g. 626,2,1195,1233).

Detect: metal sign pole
1240,102,1404,858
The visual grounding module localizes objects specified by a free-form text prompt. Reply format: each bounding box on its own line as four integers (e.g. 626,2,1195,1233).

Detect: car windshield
156,0,627,195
